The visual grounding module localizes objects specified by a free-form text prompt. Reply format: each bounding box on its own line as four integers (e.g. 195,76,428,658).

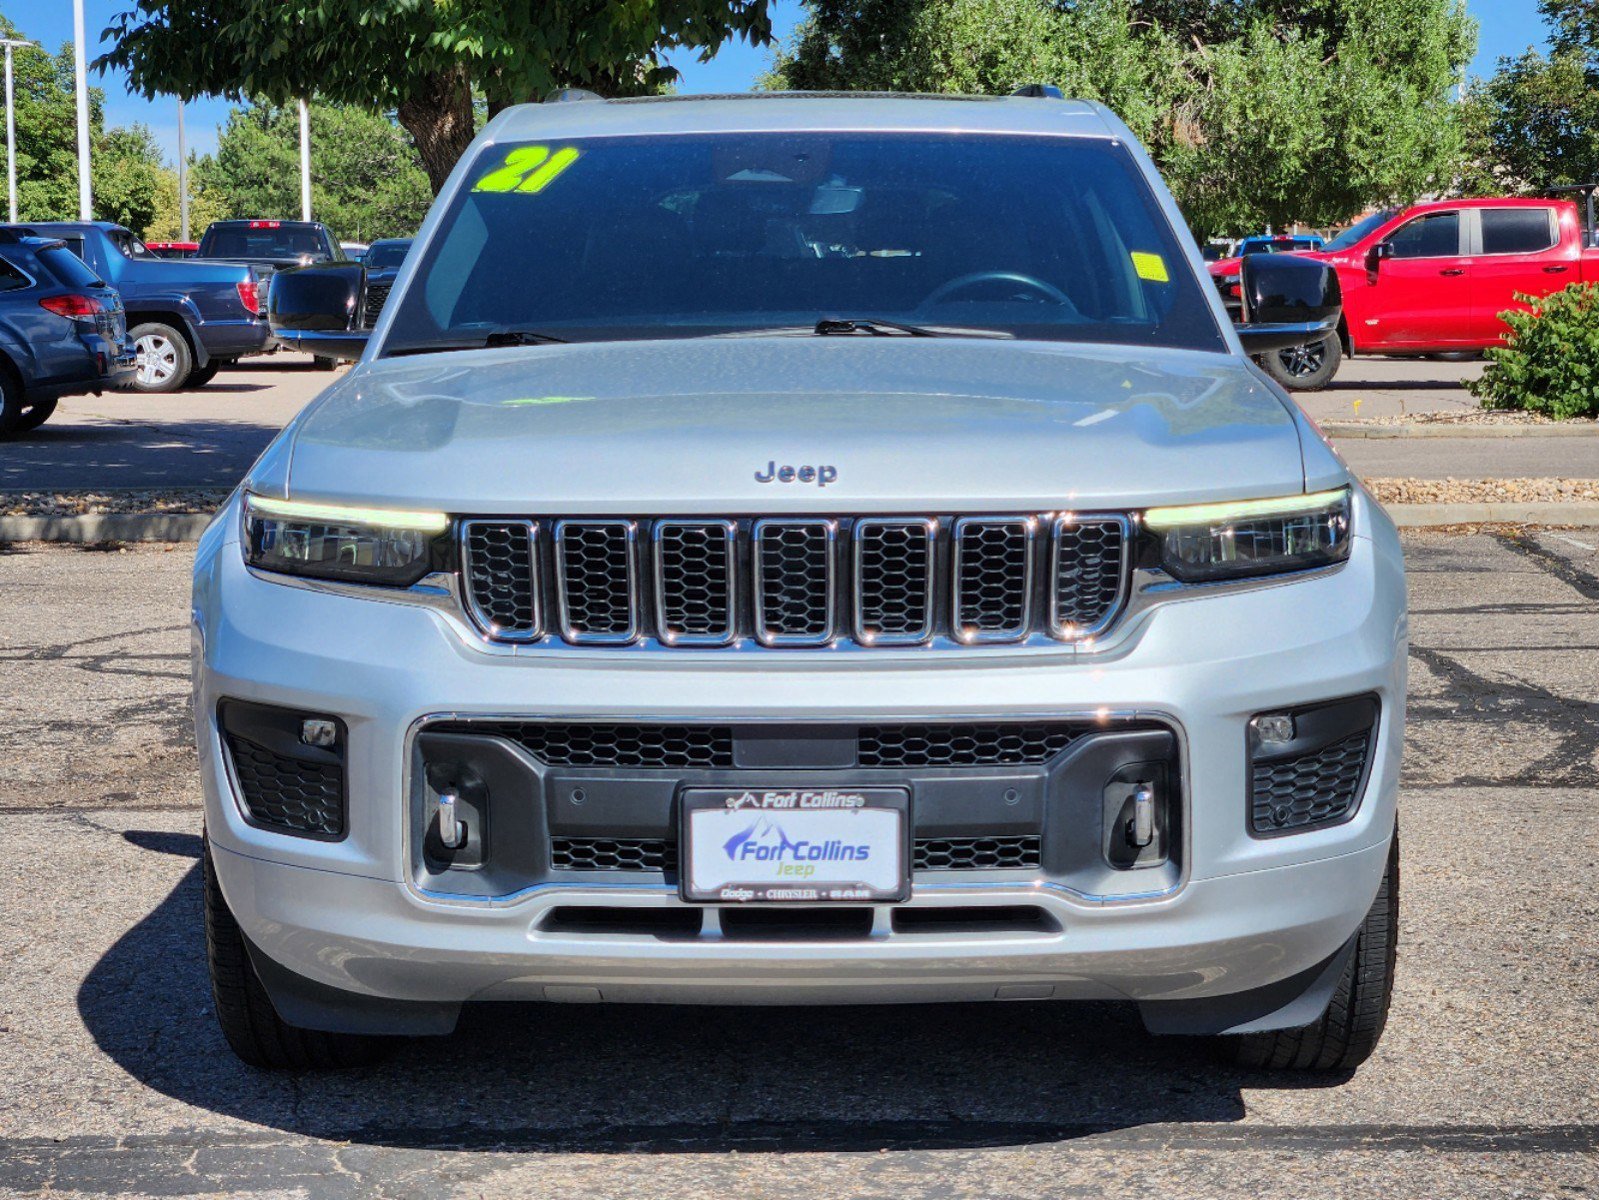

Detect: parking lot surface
0,531,1595,1197
0,356,1506,495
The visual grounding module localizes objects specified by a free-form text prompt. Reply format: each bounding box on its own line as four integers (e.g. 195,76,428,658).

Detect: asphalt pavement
5,356,1595,495
0,531,1595,1197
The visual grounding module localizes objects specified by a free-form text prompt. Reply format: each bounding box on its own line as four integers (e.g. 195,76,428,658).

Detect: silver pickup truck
194,89,1406,1074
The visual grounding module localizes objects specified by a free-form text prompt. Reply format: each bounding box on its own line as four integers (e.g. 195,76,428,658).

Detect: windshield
364,240,411,269
383,133,1225,354
201,225,332,262
1324,210,1396,252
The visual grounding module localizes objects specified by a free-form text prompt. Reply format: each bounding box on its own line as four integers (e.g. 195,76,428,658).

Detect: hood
269,338,1312,514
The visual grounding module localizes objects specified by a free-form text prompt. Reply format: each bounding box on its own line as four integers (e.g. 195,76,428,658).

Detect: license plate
680,787,910,903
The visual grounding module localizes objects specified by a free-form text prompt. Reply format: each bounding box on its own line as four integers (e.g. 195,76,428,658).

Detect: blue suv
0,231,134,436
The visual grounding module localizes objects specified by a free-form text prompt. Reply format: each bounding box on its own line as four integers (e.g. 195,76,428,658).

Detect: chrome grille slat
952,516,1035,643
653,520,737,645
1049,515,1131,639
854,518,936,644
461,519,541,640
554,520,640,644
753,518,836,646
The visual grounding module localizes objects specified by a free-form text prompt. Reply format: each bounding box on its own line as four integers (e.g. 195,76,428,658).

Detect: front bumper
192,489,1406,1019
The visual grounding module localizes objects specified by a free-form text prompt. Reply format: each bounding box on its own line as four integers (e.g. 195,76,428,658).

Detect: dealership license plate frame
679,786,912,904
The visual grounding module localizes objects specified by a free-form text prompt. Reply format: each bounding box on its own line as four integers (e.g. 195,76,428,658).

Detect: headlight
1144,487,1351,583
242,493,450,587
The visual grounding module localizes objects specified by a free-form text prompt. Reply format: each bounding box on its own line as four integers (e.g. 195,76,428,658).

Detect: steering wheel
920,270,1075,310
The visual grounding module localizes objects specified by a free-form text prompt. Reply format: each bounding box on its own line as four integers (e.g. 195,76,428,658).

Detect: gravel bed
1365,477,1599,504
1344,410,1596,427
0,489,232,517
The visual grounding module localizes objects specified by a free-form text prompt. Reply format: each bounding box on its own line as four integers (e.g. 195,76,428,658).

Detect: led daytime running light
1143,488,1349,531
245,493,449,533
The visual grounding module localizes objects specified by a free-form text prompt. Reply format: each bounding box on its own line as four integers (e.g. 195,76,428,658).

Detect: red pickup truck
1211,196,1599,389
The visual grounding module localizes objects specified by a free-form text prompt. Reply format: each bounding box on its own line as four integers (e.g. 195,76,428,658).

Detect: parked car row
1210,195,1599,389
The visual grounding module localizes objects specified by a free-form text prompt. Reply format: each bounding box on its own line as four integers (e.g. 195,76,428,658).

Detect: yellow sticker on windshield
1130,252,1169,283
473,145,581,194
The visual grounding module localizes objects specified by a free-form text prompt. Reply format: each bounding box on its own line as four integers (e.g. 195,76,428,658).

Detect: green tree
101,1,775,193
0,11,168,230
768,0,1477,238
144,166,228,242
191,102,433,241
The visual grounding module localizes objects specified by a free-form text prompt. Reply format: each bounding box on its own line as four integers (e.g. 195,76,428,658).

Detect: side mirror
1370,241,1395,263
1232,253,1342,355
267,263,370,360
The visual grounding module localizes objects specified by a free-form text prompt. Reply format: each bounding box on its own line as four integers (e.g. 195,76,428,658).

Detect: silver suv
194,91,1405,1072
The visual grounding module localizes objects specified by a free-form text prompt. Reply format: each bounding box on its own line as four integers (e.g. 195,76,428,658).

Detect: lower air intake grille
859,723,1079,768
914,836,1041,870
1252,729,1372,833
551,837,676,871
224,734,344,838
431,722,737,768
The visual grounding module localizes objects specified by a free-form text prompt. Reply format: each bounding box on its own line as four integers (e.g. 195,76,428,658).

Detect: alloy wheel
135,333,181,388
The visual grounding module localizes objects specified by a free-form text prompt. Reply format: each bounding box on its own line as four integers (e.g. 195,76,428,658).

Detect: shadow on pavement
78,833,1344,1154
0,418,280,491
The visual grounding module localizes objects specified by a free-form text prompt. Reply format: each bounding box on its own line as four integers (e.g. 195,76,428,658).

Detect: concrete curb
1325,422,1599,439
1383,502,1599,527
6,504,1599,544
0,513,214,543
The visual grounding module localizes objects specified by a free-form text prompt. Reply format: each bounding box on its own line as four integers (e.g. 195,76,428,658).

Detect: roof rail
544,88,605,104
1011,83,1064,99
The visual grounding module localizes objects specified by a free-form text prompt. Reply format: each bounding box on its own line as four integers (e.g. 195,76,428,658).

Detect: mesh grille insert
755,520,834,644
914,836,1041,870
655,521,735,643
855,519,935,643
361,282,392,329
556,521,638,642
550,837,676,871
859,723,1080,767
224,734,344,837
954,518,1033,641
462,521,539,638
433,722,737,769
1252,729,1372,833
1052,518,1127,635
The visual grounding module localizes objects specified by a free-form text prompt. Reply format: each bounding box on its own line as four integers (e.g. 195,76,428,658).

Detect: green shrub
1469,284,1599,419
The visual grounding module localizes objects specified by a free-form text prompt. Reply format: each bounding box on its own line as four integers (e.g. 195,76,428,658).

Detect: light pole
177,99,188,240
72,0,91,219
298,98,310,221
1,37,35,224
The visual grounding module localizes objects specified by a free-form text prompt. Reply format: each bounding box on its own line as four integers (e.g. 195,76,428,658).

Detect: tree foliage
1460,0,1599,192
768,0,1476,237
190,103,433,242
100,1,774,192
0,12,166,229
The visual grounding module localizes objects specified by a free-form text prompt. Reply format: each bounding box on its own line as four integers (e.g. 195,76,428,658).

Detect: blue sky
5,0,1553,166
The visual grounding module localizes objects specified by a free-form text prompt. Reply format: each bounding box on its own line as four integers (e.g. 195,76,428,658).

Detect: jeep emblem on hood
755,461,838,487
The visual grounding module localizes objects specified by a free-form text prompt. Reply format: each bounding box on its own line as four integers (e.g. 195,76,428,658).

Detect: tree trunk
397,65,475,195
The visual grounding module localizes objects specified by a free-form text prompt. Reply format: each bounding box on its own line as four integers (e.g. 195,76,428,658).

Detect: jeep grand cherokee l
194,91,1405,1073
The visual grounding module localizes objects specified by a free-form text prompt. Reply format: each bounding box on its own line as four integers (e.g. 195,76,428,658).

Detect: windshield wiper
387,330,571,357
705,319,1011,340
815,316,939,337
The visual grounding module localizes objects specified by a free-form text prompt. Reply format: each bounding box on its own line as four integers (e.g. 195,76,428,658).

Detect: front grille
1252,729,1372,833
859,723,1079,768
551,837,676,871
914,836,1041,870
361,281,392,328
224,734,344,837
456,513,1130,648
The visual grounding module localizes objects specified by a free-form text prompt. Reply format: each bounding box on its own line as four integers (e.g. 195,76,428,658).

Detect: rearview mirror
1232,253,1341,356
268,263,370,361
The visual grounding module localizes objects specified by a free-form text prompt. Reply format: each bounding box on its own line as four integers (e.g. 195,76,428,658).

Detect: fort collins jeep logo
755,461,838,487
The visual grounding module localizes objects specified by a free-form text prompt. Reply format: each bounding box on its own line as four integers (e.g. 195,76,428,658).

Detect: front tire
204,834,390,1070
16,398,56,432
128,322,193,393
184,363,221,389
1231,828,1399,1072
1258,332,1342,391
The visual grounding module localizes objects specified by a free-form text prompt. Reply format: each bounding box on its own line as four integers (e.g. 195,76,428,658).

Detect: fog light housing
1251,713,1295,746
